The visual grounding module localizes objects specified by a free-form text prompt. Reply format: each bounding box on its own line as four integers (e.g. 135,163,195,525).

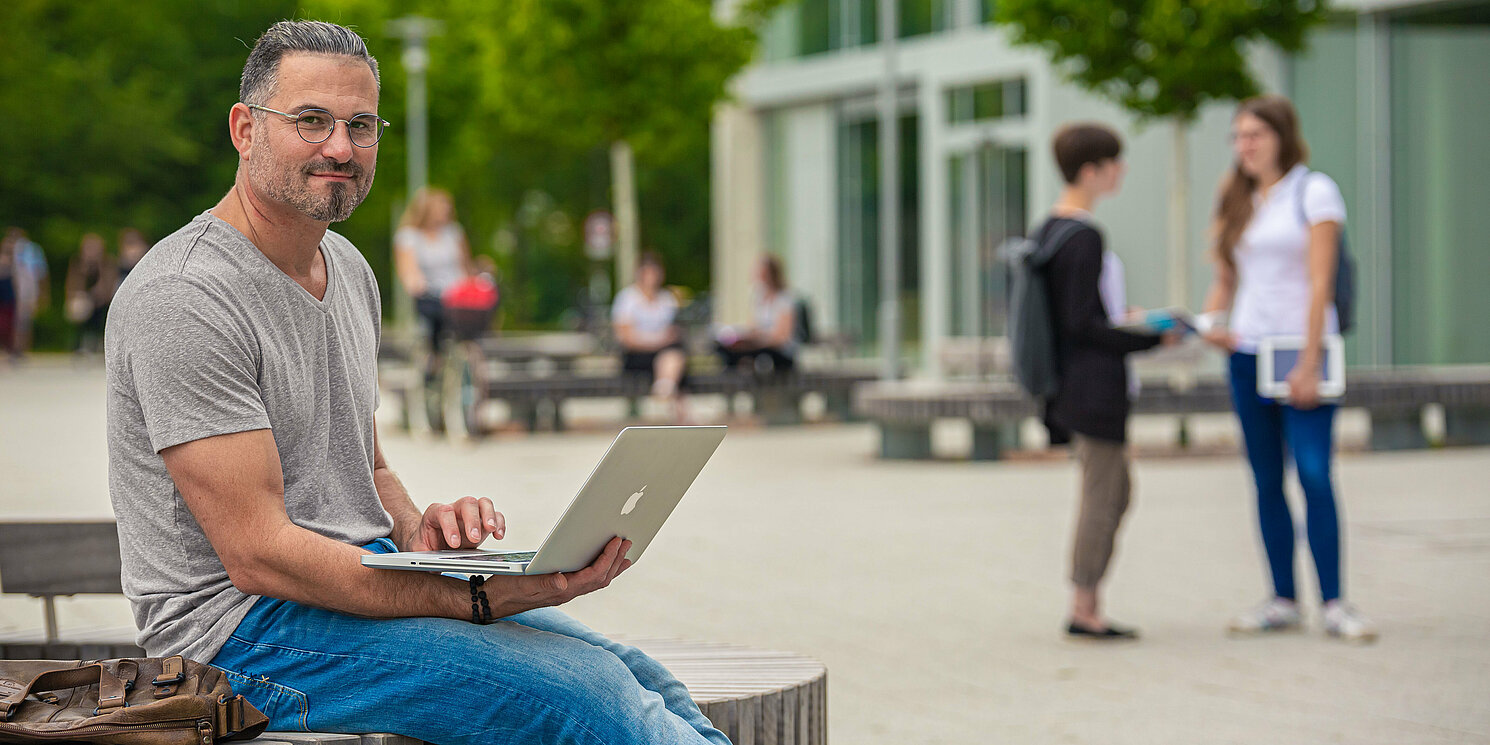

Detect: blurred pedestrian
612,251,687,416
117,228,150,288
65,232,116,356
1042,123,1174,641
7,227,48,359
1200,94,1376,643
0,233,19,359
394,187,474,378
715,254,798,374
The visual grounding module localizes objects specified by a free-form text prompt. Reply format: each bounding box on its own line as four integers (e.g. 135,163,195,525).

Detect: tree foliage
1,0,769,347
995,0,1329,121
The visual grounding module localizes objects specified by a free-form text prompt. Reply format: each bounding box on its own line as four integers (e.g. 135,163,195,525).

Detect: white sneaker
1228,597,1303,634
1322,600,1379,643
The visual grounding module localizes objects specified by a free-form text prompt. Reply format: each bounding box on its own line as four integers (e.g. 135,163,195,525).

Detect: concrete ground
2,358,1488,744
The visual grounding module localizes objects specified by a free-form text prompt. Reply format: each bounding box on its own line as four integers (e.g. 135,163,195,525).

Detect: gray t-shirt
105,212,393,662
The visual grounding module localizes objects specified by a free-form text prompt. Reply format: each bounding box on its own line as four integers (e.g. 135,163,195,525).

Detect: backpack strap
1295,168,1313,226
1029,219,1089,268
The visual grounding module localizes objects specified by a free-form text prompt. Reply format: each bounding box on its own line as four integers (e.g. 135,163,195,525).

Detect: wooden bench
854,365,1490,459
0,522,828,745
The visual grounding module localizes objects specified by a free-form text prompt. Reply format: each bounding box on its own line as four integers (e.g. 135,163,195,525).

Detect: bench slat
0,522,124,595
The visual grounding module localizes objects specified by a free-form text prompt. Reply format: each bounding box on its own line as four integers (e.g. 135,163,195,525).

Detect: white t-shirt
394,224,465,296
612,286,678,344
1230,165,1347,353
752,290,798,355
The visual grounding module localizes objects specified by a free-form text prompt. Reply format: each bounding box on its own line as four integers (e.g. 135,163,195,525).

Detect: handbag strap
0,663,128,721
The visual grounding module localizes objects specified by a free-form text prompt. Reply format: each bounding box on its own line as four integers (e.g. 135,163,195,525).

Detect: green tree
457,0,764,290
995,0,1328,305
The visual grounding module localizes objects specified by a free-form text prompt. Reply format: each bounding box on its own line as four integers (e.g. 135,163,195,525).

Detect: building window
946,79,1026,124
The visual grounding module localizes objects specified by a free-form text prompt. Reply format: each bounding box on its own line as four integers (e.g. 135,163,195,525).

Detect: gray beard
248,148,375,223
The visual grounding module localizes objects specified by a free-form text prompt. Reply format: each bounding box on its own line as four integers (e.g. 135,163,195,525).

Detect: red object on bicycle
442,275,499,311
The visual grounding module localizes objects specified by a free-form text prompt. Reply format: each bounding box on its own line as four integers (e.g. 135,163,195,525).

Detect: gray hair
239,20,380,105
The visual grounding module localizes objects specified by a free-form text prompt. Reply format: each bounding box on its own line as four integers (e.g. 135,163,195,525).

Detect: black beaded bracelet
469,575,492,625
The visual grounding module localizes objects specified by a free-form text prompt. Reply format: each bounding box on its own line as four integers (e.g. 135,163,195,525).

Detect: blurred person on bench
104,20,728,745
714,255,798,375
612,250,689,416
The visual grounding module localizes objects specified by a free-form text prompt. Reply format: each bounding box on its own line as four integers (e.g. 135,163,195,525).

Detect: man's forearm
232,522,468,619
373,464,423,551
232,523,563,622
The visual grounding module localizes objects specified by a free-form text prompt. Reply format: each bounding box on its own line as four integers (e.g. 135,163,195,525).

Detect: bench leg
971,423,1019,461
757,389,803,426
879,422,932,459
1444,405,1490,447
1370,408,1429,451
823,389,856,422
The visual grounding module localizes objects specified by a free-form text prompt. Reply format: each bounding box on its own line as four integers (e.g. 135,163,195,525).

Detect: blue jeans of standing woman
1227,353,1342,603
209,539,729,745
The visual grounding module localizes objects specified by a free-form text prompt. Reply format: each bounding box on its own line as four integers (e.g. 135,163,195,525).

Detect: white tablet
1257,335,1346,400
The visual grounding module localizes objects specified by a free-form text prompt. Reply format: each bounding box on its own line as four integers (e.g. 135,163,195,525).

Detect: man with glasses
104,20,729,745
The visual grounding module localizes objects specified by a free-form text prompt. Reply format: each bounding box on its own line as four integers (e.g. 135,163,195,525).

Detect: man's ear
227,103,256,162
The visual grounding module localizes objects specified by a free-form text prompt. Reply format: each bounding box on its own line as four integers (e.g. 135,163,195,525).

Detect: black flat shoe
1066,621,1140,640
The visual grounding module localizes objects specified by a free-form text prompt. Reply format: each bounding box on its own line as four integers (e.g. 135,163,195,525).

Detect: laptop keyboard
458,551,537,563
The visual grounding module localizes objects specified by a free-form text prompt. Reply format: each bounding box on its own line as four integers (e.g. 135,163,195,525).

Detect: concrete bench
854,365,1490,459
0,522,828,745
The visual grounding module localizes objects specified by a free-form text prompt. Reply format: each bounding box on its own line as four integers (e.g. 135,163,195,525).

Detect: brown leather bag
0,656,268,744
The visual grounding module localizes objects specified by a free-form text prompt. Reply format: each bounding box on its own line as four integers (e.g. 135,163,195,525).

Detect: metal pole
878,0,901,380
389,16,442,196
388,17,443,334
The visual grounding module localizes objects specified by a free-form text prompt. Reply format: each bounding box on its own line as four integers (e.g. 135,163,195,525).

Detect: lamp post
387,16,443,332
878,0,900,380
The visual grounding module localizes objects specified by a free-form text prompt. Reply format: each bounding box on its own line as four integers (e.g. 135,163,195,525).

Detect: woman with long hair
1201,95,1375,642
395,187,474,377
716,254,798,374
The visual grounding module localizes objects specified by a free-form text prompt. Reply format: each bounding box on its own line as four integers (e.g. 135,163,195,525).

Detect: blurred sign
584,210,614,261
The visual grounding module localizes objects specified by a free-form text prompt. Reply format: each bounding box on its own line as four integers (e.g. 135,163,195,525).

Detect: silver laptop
361,426,726,576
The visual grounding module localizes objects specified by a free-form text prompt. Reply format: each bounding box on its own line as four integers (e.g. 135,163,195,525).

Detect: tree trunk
1168,118,1190,309
611,140,639,291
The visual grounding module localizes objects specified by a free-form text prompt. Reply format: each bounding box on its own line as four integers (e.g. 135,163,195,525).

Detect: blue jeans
210,539,730,745
1228,353,1342,603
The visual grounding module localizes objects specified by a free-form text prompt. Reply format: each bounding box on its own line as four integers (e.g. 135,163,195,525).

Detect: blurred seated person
612,252,687,408
716,255,797,374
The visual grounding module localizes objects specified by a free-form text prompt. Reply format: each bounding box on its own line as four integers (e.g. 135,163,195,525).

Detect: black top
1040,217,1160,444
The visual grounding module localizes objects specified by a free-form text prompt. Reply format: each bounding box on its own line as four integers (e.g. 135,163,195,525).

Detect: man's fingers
436,505,462,548
479,498,504,540
457,497,483,543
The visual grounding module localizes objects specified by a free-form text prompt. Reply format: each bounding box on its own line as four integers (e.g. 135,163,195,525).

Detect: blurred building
711,0,1490,374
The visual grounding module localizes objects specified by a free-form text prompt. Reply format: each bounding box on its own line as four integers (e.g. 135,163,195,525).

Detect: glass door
948,141,1027,339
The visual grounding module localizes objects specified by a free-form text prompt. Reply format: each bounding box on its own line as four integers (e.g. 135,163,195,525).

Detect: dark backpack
1006,220,1086,398
1296,170,1357,334
793,296,815,345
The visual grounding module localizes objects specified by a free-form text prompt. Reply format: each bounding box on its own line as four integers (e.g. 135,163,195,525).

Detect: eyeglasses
247,104,390,148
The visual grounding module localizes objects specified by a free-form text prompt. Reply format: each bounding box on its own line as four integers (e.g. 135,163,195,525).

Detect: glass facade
948,144,1027,337
946,79,1027,124
1389,13,1490,365
834,112,921,351
760,0,958,61
1291,6,1490,366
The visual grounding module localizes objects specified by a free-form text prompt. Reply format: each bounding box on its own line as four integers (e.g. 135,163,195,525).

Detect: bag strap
217,694,270,741
0,663,127,721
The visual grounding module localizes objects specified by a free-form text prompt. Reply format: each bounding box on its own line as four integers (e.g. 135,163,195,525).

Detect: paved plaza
2,360,1488,744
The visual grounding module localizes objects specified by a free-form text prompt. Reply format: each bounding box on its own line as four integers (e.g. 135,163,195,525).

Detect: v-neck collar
203,211,336,313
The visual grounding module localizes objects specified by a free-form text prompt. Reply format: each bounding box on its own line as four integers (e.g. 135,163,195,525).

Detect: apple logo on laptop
621,485,647,516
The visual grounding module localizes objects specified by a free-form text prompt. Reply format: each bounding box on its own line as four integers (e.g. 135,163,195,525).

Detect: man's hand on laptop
488,536,635,616
410,496,506,551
